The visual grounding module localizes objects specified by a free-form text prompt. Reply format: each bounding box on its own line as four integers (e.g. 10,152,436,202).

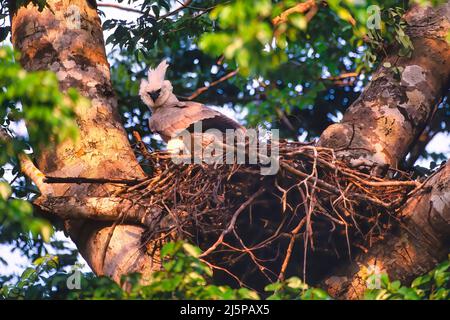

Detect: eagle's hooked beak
148,89,161,102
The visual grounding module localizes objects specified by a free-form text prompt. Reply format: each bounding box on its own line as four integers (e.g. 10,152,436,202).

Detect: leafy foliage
265,277,331,300
0,46,79,261
1,242,261,300
365,257,450,300
2,242,449,300
0,47,78,147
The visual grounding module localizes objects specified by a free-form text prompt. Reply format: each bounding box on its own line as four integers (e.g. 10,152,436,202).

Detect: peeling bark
319,3,450,170
319,3,450,298
323,162,450,299
9,0,156,282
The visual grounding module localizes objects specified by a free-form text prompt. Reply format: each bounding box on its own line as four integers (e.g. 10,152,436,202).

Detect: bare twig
98,0,195,21
199,187,265,258
97,2,142,14
160,0,193,19
186,69,239,100
133,131,152,158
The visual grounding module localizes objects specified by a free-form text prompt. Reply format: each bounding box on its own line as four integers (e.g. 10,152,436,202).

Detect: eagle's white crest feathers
140,59,245,145
147,59,168,84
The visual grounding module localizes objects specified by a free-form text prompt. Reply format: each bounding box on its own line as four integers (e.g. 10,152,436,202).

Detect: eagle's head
139,59,173,110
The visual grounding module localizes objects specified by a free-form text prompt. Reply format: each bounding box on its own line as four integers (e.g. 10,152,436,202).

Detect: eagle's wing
149,101,244,141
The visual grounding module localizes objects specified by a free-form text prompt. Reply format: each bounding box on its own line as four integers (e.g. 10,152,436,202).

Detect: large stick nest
126,138,419,288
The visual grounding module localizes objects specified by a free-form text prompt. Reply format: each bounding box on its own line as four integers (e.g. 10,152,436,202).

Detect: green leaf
289,14,308,30
237,288,260,300
160,242,177,257
182,243,202,258
265,282,283,292
0,181,12,200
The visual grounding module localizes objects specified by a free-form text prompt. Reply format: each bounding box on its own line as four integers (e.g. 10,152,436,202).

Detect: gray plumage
140,60,245,143
149,100,244,142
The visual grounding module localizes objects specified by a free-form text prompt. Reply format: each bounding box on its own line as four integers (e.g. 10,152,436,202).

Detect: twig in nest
278,217,306,281
280,162,340,195
132,131,152,158
199,187,265,258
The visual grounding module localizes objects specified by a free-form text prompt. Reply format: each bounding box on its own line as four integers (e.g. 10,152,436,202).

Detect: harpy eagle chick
139,60,245,157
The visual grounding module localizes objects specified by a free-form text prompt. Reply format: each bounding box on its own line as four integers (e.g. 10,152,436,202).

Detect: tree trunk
319,2,450,298
322,161,450,299
9,0,156,282
319,4,450,170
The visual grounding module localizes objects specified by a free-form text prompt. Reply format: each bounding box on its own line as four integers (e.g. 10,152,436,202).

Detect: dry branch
44,176,145,185
272,0,317,26
97,0,194,20
186,69,240,100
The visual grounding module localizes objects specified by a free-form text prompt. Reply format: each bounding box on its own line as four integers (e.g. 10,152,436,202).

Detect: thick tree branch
34,195,162,227
319,3,450,170
322,162,450,299
319,2,450,298
9,0,156,282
